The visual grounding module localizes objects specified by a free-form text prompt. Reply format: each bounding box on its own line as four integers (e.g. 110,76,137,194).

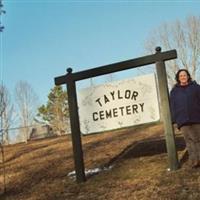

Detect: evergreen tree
38,86,69,135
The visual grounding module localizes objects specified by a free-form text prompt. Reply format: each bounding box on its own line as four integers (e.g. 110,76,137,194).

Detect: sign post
55,47,179,183
155,47,179,170
66,69,86,182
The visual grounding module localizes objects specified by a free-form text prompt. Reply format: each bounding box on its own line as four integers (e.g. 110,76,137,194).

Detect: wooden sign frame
55,47,179,183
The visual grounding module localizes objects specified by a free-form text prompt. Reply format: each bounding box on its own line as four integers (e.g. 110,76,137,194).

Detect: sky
1,0,200,106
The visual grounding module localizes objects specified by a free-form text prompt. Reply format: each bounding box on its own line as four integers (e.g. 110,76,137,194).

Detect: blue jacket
170,81,200,128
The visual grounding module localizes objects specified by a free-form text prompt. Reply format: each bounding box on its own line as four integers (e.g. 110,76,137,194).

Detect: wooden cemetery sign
54,47,179,183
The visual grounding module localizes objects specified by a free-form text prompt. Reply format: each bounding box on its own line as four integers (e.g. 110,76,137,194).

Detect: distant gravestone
78,74,160,134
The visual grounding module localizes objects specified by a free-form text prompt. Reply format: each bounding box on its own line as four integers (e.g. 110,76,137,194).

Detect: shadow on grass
104,136,186,167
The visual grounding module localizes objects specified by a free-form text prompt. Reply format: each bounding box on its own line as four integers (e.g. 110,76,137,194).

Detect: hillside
0,123,200,200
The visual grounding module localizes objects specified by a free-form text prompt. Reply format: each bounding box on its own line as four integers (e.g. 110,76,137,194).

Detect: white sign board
77,73,160,134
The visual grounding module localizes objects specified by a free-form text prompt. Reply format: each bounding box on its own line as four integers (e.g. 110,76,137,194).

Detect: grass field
0,123,200,200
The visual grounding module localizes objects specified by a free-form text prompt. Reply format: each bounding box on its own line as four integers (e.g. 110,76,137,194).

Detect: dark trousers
181,124,200,163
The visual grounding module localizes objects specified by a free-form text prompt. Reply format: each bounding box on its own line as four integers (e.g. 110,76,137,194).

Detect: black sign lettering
105,110,112,118
113,108,118,117
99,110,105,120
104,95,110,104
125,90,131,99
140,103,144,112
96,98,102,107
117,90,123,99
92,112,98,121
126,105,132,115
110,91,115,100
119,106,125,116
92,102,145,122
95,89,139,107
132,104,138,113
131,91,138,100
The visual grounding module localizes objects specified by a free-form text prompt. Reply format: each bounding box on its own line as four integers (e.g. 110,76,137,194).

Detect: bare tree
0,84,14,144
144,15,200,87
0,84,6,116
0,84,13,194
15,81,38,141
0,84,6,143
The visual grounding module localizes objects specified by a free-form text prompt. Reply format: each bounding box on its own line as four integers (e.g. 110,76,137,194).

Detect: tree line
144,15,200,87
0,81,68,144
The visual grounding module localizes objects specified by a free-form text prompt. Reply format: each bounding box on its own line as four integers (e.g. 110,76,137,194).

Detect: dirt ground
0,122,200,200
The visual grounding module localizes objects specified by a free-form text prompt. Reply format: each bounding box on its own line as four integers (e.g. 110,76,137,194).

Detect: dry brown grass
0,123,200,200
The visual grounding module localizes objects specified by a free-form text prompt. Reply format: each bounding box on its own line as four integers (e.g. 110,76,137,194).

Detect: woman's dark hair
175,69,192,84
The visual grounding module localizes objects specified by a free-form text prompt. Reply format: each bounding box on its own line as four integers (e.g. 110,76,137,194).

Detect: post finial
155,46,161,53
67,68,73,74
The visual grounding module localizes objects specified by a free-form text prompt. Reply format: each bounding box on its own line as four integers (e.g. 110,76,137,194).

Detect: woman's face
179,71,189,85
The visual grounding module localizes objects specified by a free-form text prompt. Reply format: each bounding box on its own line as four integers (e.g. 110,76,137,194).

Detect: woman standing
170,69,200,168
